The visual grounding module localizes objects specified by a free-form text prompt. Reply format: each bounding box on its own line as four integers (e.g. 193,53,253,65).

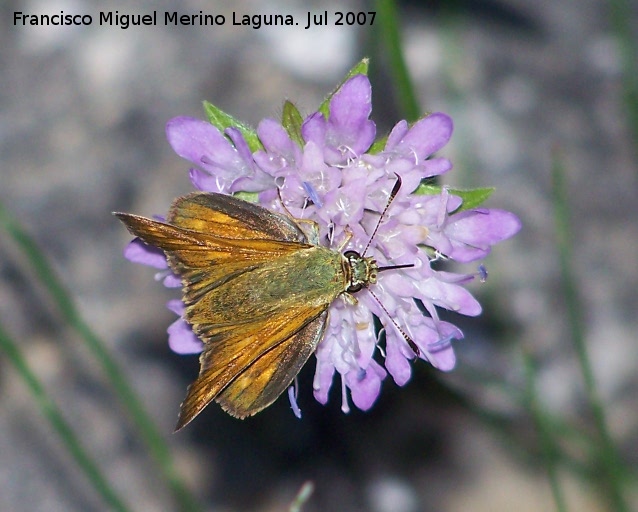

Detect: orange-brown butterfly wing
216,312,328,415
116,193,344,429
177,309,328,429
168,191,307,242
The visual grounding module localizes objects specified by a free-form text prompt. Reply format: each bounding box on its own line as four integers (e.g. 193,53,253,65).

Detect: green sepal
414,183,495,212
318,58,369,118
202,101,263,152
232,191,259,203
368,134,387,154
281,100,305,148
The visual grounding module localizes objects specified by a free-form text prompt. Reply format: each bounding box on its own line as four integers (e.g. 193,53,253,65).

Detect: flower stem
288,481,315,512
0,321,132,512
608,0,638,153
551,149,628,511
0,201,202,512
374,0,421,121
523,350,568,512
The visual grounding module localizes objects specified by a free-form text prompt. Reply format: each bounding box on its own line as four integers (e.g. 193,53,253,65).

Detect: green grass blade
608,0,638,151
374,0,421,121
288,481,315,512
523,350,568,512
551,150,628,511
0,320,132,512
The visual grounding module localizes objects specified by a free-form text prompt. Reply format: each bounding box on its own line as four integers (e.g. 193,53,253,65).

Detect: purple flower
123,73,521,416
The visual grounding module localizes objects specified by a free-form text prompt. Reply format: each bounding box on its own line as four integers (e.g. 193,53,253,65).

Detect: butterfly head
343,250,378,293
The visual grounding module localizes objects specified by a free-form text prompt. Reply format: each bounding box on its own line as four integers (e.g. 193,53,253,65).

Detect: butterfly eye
343,250,367,293
347,283,363,293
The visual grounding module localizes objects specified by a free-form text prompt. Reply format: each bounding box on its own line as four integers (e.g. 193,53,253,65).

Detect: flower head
123,67,521,416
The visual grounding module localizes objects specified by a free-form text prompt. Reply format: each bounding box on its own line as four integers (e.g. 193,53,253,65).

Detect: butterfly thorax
342,250,378,293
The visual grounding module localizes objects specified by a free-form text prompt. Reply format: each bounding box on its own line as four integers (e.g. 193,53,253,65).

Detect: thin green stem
523,350,568,512
608,0,638,151
0,321,132,512
463,365,597,448
551,150,628,511
374,0,421,121
0,201,201,512
288,481,315,512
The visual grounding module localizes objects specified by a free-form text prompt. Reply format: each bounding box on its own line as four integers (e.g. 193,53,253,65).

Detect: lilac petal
167,318,204,354
231,172,275,193
426,231,455,257
346,359,386,410
166,300,203,354
166,117,231,167
327,75,376,155
384,331,413,386
385,120,409,149
396,112,453,158
398,311,458,371
255,118,301,171
124,239,167,269
257,118,293,153
410,189,460,228
379,272,417,299
253,151,285,177
352,305,378,366
445,209,522,263
162,273,181,287
313,335,336,404
318,179,366,227
427,341,457,371
421,157,452,178
394,166,428,195
301,112,327,147
340,376,350,413
226,127,253,164
435,270,475,286
298,141,341,196
225,130,275,193
189,168,225,192
166,299,184,316
382,222,429,256
312,360,335,405
167,117,253,188
414,274,483,316
423,322,462,371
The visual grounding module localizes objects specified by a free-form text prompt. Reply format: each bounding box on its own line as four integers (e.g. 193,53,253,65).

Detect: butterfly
115,180,412,430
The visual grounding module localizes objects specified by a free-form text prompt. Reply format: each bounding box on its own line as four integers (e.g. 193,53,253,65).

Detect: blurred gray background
1,0,636,511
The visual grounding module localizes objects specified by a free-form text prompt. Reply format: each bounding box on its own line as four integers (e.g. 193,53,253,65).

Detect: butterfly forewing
169,192,307,242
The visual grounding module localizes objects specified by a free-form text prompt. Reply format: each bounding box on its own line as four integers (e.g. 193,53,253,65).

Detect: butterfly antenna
363,174,403,256
276,186,296,218
368,287,420,357
378,262,414,272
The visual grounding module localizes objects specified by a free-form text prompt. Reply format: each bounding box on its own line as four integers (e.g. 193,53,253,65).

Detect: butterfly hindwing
176,310,328,428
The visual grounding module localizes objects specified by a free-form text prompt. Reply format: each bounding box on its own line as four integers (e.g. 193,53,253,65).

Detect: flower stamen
428,334,454,353
302,181,322,207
